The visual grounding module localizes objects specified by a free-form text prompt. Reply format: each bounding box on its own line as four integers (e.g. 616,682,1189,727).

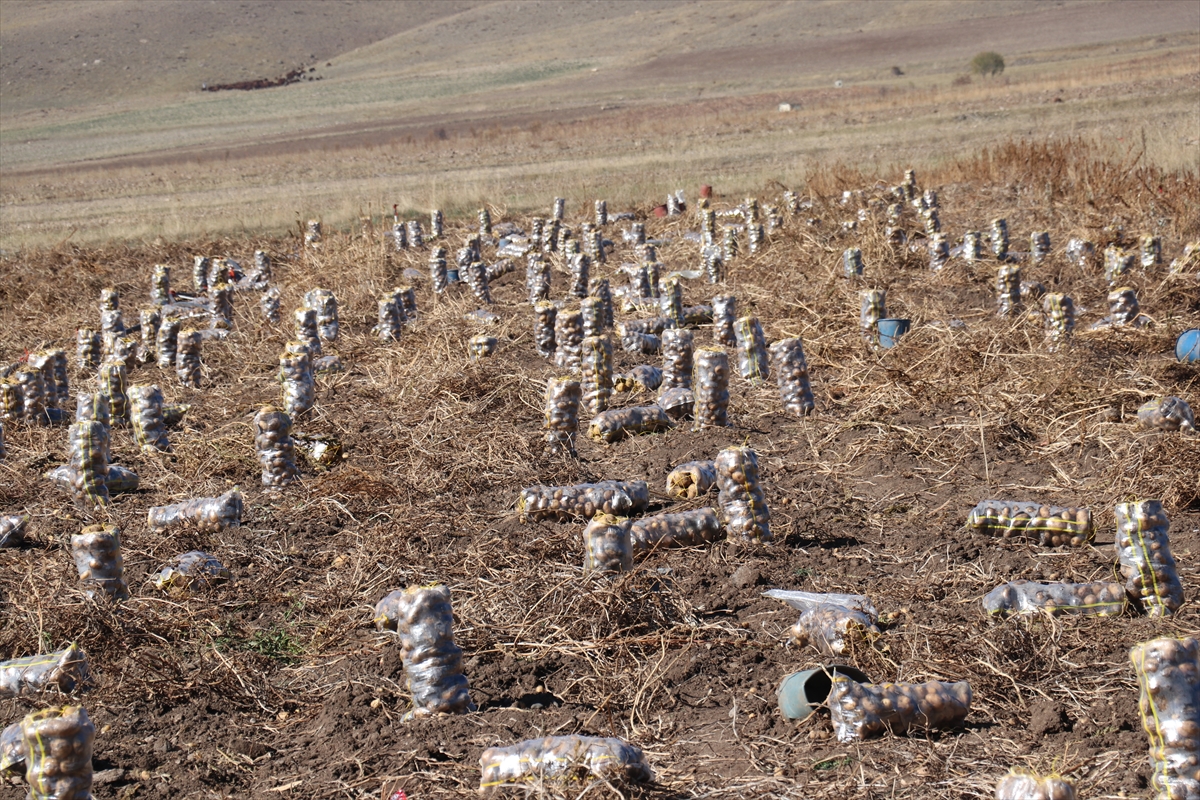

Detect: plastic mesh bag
712,295,737,346
374,585,474,718
715,446,771,542
293,307,322,354
0,644,89,699
526,253,551,304
662,328,694,390
75,393,110,426
1043,293,1075,342
666,460,717,499
0,721,21,779
843,248,864,278
1,513,28,548
533,301,557,360
583,513,633,574
280,344,315,418
1137,397,1197,433
129,384,171,453
20,705,95,800
996,265,1021,316
588,405,672,443
660,276,684,328
789,603,881,656
966,500,1094,547
255,406,299,487
630,508,723,553
829,678,972,742
376,296,402,342
76,328,101,370
71,524,129,601
148,488,243,533
151,264,171,305
468,335,498,360
519,480,649,522
861,290,886,345
983,580,1126,618
554,310,583,371
568,252,590,299
588,277,614,329
735,316,769,381
693,347,730,429
580,296,604,338
994,769,1077,800
1116,500,1184,617
176,329,203,387
543,377,581,455
1129,636,1200,800
580,335,613,416
621,330,661,355
769,337,815,416
154,551,231,595
465,261,492,305
304,288,340,341
479,735,652,792
156,318,180,369
657,386,695,420
67,420,110,508
430,247,449,293
614,365,663,394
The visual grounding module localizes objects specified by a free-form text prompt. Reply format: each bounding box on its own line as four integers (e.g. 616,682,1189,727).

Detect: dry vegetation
1,138,1198,799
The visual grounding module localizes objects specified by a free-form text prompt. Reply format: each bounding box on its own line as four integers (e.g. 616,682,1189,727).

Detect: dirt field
1,139,1198,799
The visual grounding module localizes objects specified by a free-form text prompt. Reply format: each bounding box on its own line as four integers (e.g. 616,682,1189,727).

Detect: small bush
971,51,1005,77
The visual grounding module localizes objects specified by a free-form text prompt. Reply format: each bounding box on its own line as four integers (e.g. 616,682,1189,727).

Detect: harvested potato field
1,138,1199,799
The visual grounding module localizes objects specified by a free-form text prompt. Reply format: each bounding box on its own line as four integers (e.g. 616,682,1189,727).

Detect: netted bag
304,219,321,246
1,513,27,547
657,386,694,420
67,420,109,508
613,365,662,393
28,352,60,413
104,333,138,366
135,306,161,364
97,360,129,426
554,310,583,371
176,330,202,387
1030,232,1052,265
1105,245,1135,286
255,406,299,487
467,335,498,360
99,307,124,337
630,508,723,553
526,253,550,304
715,446,771,542
280,344,315,417
588,406,672,443
544,377,581,455
428,246,449,294
829,678,972,742
376,297,402,342
693,348,730,429
150,264,171,305
155,318,180,369
843,247,864,278
13,366,47,425
478,206,491,235
929,233,950,271
304,288,339,341
861,290,886,344
997,265,1021,316
703,246,723,284
0,644,89,699
1065,238,1094,267
148,488,243,533
479,735,652,792
991,218,1010,259
21,705,94,800
76,329,102,370
293,307,321,354
966,500,1094,547
580,335,613,416
193,255,210,291
154,551,231,595
722,225,739,263
994,769,1077,800
76,393,110,426
1137,397,1197,433
374,585,474,718
621,316,670,337
129,384,171,453
769,337,814,416
1116,500,1184,617
580,297,604,338
661,328,694,390
660,276,683,328
568,252,590,299
588,277,614,328
48,350,69,408
1042,293,1075,343
71,524,129,601
666,460,717,499
0,381,21,425
209,281,233,328
962,231,983,261
1141,235,1163,268
518,480,648,522
1130,636,1200,800
789,603,881,656
583,513,633,574
430,208,444,238
534,301,557,359
983,580,1126,618
1,722,21,780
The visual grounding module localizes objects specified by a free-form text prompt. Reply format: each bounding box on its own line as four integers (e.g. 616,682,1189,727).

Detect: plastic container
876,318,911,349
154,551,231,595
1177,329,1200,363
777,664,871,721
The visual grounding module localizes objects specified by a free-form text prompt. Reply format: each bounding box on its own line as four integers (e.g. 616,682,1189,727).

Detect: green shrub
971,51,1005,77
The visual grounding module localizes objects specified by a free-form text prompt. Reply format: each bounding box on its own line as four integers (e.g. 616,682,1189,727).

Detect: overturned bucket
777,664,871,721
876,318,911,349
1176,329,1200,363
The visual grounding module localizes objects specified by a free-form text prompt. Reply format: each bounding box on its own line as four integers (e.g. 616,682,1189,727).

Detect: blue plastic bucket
1177,329,1200,363
876,318,911,349
777,664,872,721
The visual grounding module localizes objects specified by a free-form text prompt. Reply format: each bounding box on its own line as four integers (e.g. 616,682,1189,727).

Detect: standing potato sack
554,309,583,371
588,277,614,328
661,276,684,328
71,523,129,601
374,585,475,718
580,297,605,338
151,264,171,305
1043,293,1075,343
176,329,202,388
543,377,581,455
280,343,315,417
1115,500,1185,617
304,288,339,341
569,252,590,299
376,296,402,342
138,307,161,363
21,705,94,800
129,384,171,453
13,367,47,426
294,307,321,354
769,337,814,416
430,247,449,293
526,253,550,304
68,420,109,509
661,328,694,391
1130,636,1200,800
582,513,633,574
77,329,102,370
580,335,613,416
715,446,771,542
156,318,180,369
712,295,737,346
254,406,299,487
533,301,557,359
693,348,730,429
861,290,886,346
735,316,769,382
98,360,129,426
996,265,1021,316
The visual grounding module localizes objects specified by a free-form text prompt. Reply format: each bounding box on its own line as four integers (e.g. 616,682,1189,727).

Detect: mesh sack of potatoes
543,377,581,455
148,488,243,533
660,276,684,327
583,513,633,574
375,296,402,342
682,303,713,327
479,735,652,793
280,344,315,417
1115,500,1185,617
588,405,672,443
1,721,21,779
657,386,695,420
1136,397,1197,433
291,433,343,471
613,365,663,393
982,580,1126,618
254,406,299,487
0,644,90,699
734,316,769,382
769,337,815,416
715,446,771,542
20,705,95,800
829,677,972,742
293,307,322,354
789,603,882,656
98,360,129,428
966,500,1094,547
468,335,499,360
1,513,29,548
518,480,649,522
12,366,47,425
621,331,661,355
712,295,737,346
71,524,129,601
45,463,138,499
534,301,557,360
630,508,723,554
526,253,551,304
76,329,102,370
661,328,694,390
129,384,171,453
176,329,203,387
580,335,613,415
554,310,584,371
154,551,232,595
1130,636,1200,800
620,316,671,337
588,277,615,328
666,460,717,499
693,348,730,429
374,585,475,718
66,420,110,508
304,288,340,341
994,769,1077,800
156,318,180,368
